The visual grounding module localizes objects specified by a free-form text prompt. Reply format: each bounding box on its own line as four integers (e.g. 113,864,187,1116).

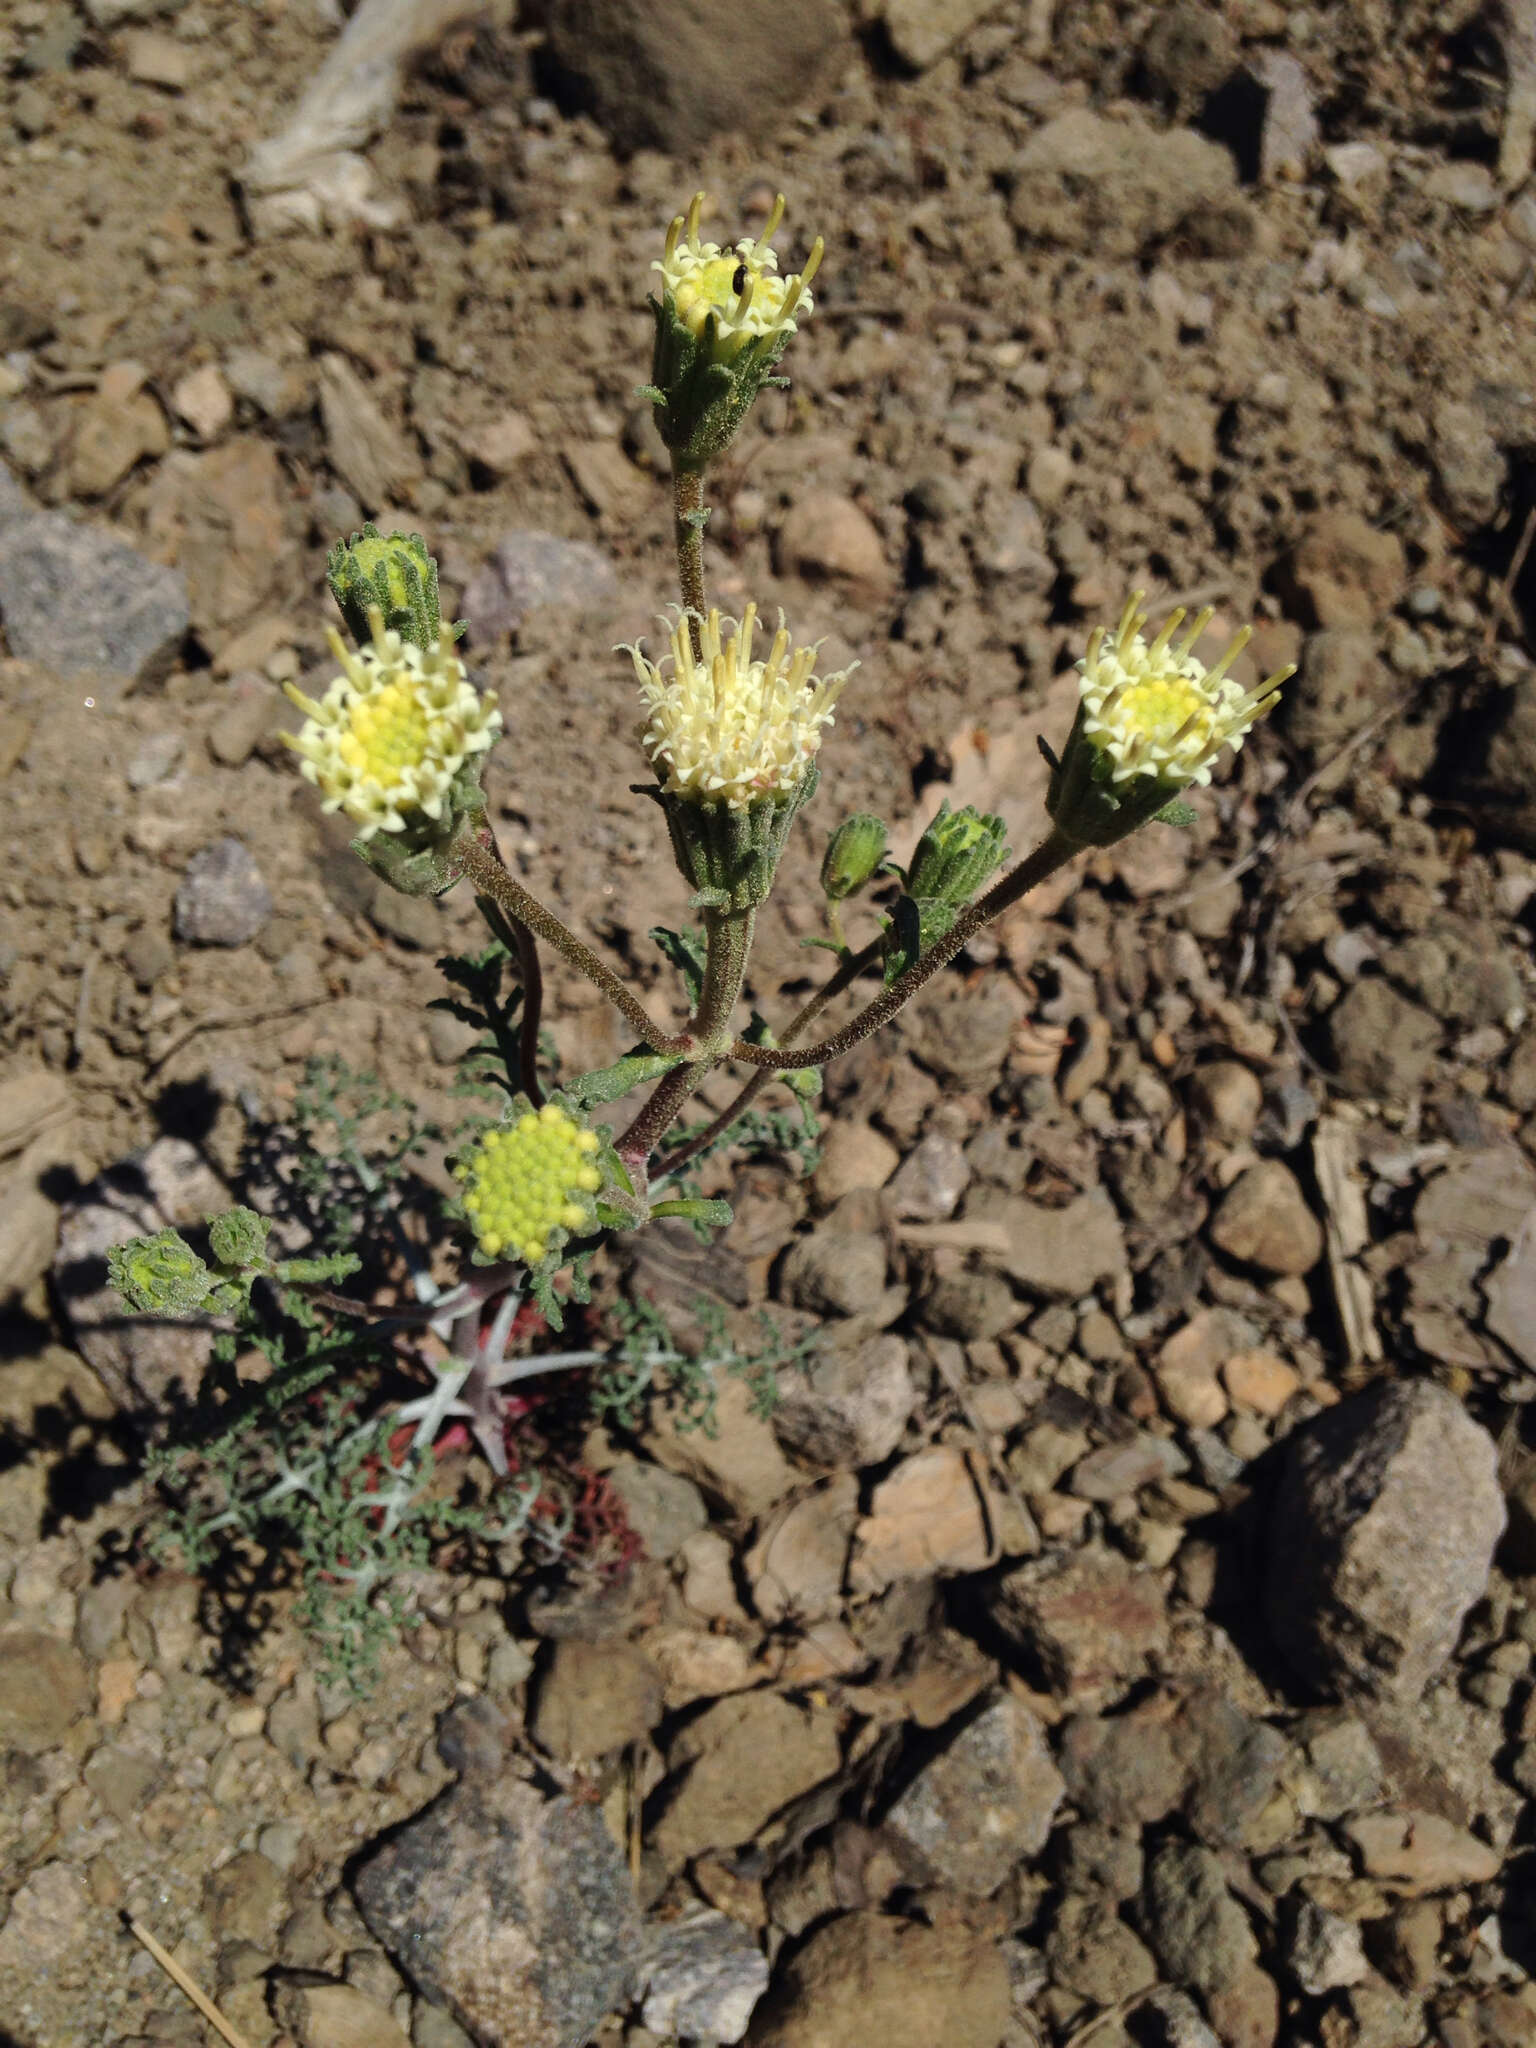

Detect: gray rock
640,1906,769,2044
1287,1709,1388,1820
0,1631,91,1753
1288,1898,1367,1995
781,1227,889,1317
1009,107,1252,258
545,0,847,153
966,1185,1126,1298
1056,1820,1144,1903
204,1850,288,1946
887,1130,971,1221
772,1332,916,1468
1265,1379,1505,1700
1138,1987,1223,2048
1142,1840,1257,1997
1057,1707,1188,1829
125,728,185,789
1251,48,1318,180
1327,977,1442,1099
921,1267,1017,1340
606,1457,706,1561
883,1689,1065,1896
461,529,618,648
174,837,272,946
1287,628,1390,753
0,467,188,681
354,1771,641,2048
1431,397,1506,528
1069,1431,1188,1501
883,0,1004,70
1173,1689,1290,1851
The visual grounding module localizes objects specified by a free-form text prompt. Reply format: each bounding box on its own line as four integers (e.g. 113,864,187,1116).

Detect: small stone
354,1774,642,2047
1188,1060,1263,1143
1210,1160,1323,1277
773,1333,916,1469
1288,1709,1387,1820
174,837,272,946
640,1906,768,2044
1044,1891,1159,2006
1287,629,1391,753
69,381,168,497
886,1131,971,1221
606,1458,706,1562
882,0,1002,69
781,1228,889,1317
204,1850,287,1945
1286,511,1408,630
1222,1349,1301,1417
461,529,619,648
1155,1308,1246,1428
1008,107,1251,258
1252,48,1318,181
278,1983,413,2048
0,1862,89,1972
1328,978,1442,1098
318,353,421,511
883,1689,1065,1896
812,1120,898,1205
851,1445,1000,1591
990,1546,1169,1707
776,490,891,593
1265,1379,1505,1699
531,1639,664,1760
652,1691,841,1862
173,362,234,441
966,1185,1126,1298
747,1474,858,1624
1069,1432,1188,1501
1142,1840,1258,1998
123,28,194,88
921,1268,1017,1340
0,479,188,681
748,1910,1010,2048
125,728,184,789
543,0,847,154
425,1007,481,1067
1424,160,1500,211
1288,1898,1367,1994
1342,1809,1502,1892
208,676,278,767
474,409,537,474
1057,1705,1188,1830
0,1630,91,1752
1431,396,1507,529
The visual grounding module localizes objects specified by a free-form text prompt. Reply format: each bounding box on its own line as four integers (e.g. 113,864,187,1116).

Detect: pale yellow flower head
629,605,852,810
283,614,500,840
655,192,823,361
1077,593,1292,789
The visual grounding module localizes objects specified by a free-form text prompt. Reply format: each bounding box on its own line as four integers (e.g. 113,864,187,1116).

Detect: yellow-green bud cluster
455,1101,603,1266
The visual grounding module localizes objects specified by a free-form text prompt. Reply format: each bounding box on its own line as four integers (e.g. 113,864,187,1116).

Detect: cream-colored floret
655,192,823,359
1077,593,1291,788
283,614,499,839
628,605,851,809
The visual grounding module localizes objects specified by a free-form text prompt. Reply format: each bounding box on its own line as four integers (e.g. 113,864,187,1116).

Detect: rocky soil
5,0,1536,2044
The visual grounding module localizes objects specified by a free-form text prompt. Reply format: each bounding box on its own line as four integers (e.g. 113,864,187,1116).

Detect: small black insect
732,262,748,295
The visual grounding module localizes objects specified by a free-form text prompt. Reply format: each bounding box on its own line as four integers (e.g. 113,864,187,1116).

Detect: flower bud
905,801,1009,908
821,814,888,901
108,1229,219,1316
453,1096,607,1268
208,1206,271,1270
327,525,447,652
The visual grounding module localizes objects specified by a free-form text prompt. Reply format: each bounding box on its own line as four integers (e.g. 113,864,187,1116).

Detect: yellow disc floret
282,610,500,840
1077,592,1293,789
627,604,852,810
655,192,823,361
455,1101,604,1266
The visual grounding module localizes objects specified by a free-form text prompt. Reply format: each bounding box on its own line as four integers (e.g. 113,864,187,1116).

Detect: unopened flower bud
905,801,1009,908
327,525,447,653
208,1206,270,1270
821,814,888,901
108,1229,218,1316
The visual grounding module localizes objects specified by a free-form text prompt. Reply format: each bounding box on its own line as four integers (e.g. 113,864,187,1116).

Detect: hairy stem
727,827,1080,1069
654,936,883,1180
618,904,755,1172
672,459,707,657
456,829,692,1057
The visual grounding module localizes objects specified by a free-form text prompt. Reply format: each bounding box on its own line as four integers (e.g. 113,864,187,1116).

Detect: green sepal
327,524,452,653
646,766,820,913
353,775,489,898
1045,705,1188,849
646,290,796,468
1153,798,1199,828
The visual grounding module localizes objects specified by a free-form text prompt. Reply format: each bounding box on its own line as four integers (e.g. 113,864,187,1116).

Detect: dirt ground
4,0,1536,2043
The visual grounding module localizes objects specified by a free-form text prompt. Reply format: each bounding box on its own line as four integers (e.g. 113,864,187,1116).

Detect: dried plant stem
128,1919,254,2048
457,830,692,1057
